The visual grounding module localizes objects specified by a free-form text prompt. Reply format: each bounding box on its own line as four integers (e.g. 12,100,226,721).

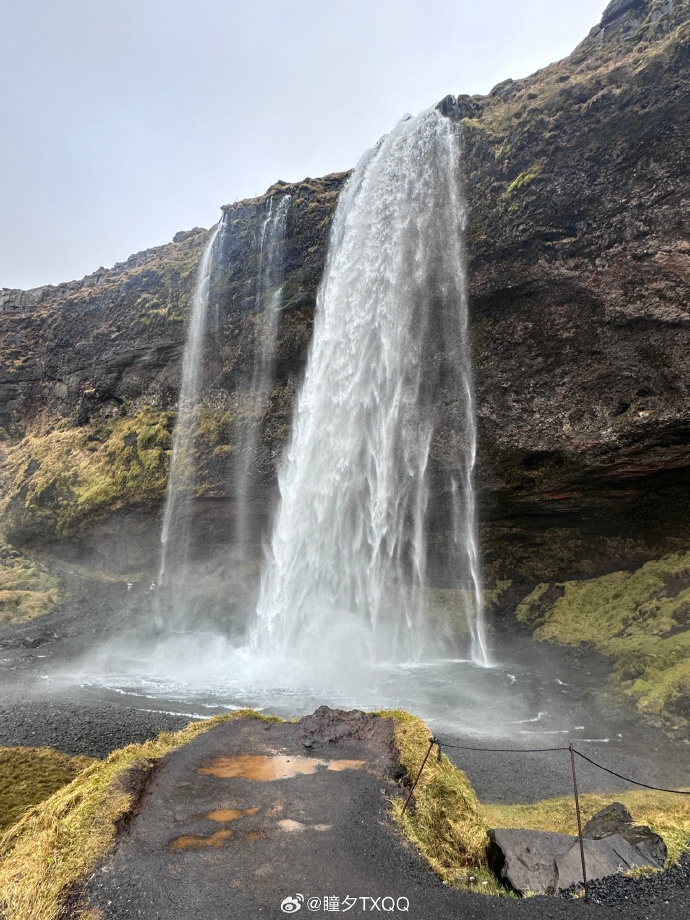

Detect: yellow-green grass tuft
0,710,280,920
481,788,690,866
0,539,62,624
378,711,508,895
0,747,96,833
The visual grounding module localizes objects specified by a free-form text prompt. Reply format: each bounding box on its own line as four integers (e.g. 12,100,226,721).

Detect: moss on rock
517,550,690,730
0,408,175,540
0,539,62,623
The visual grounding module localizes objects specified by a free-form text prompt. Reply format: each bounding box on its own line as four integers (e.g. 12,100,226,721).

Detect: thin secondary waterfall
253,109,489,666
156,218,225,624
234,194,291,553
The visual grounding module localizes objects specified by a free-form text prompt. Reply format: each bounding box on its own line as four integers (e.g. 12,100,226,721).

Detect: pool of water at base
38,628,629,746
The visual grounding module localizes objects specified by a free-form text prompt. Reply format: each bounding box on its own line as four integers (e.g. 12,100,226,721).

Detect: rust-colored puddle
246,830,267,842
207,807,258,822
170,829,233,851
198,754,364,781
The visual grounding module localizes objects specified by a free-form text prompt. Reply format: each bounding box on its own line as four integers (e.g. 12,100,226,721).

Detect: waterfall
156,217,225,625
252,109,489,667
234,194,291,554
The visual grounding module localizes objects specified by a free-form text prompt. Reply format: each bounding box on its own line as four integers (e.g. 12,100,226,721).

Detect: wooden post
569,744,589,902
402,739,436,815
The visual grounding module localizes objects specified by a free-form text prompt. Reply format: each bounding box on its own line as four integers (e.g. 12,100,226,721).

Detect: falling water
234,194,291,553
253,109,489,666
156,218,225,624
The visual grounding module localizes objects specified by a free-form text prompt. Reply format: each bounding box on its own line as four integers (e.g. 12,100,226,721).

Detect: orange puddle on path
169,829,233,851
198,754,365,781
207,807,259,822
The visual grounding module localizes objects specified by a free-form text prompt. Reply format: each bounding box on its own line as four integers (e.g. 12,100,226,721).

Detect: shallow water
39,623,630,747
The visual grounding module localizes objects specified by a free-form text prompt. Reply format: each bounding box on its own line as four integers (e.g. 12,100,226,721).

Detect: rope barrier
439,742,570,753
436,740,690,795
573,749,690,795
402,735,690,898
569,744,589,902
401,738,437,815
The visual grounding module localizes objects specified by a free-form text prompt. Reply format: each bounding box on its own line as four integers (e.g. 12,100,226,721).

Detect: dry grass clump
481,788,690,866
0,710,277,920
379,710,508,895
0,747,95,833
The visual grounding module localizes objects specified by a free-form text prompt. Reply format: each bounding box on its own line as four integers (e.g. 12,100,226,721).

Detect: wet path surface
77,713,690,920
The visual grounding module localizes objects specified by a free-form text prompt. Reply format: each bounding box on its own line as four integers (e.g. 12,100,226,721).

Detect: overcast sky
1,0,607,290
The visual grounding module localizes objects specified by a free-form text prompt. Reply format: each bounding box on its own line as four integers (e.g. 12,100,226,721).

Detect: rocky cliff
1,0,690,724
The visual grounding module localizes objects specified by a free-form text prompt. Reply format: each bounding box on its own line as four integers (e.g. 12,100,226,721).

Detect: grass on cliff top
0,747,95,834
516,550,690,728
0,539,62,624
476,6,690,143
482,788,690,866
0,711,278,920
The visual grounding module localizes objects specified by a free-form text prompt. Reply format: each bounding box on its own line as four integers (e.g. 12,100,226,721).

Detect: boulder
489,821,666,896
488,829,575,895
583,801,634,838
583,802,667,867
555,833,658,891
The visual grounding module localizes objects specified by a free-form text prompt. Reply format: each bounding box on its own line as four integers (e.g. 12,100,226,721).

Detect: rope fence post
402,738,438,815
569,743,589,902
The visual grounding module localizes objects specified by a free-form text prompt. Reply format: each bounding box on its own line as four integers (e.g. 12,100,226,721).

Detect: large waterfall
156,218,225,625
234,194,291,554
253,109,489,667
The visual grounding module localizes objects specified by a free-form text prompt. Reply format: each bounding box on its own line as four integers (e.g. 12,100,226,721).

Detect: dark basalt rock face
1,1,689,591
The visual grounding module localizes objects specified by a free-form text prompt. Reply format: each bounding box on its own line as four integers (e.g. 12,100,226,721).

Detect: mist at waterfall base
63,111,604,742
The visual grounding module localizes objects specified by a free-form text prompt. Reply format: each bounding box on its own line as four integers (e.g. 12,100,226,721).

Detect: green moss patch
0,540,62,623
516,550,690,729
0,408,174,538
380,711,508,895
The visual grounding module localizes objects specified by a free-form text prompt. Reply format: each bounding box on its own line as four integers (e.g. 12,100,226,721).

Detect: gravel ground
0,700,191,758
559,853,690,913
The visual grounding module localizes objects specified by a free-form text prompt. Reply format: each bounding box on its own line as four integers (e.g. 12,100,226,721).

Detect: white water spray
156,218,225,623
253,110,489,666
234,195,291,552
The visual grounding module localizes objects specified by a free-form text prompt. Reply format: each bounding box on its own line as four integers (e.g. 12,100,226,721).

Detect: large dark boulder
584,802,667,867
488,820,666,896
555,833,661,891
488,828,574,894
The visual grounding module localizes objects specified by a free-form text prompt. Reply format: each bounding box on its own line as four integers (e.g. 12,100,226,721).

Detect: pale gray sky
1,0,607,290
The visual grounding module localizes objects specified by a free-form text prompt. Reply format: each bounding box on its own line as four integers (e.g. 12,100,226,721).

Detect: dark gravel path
72,710,690,920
